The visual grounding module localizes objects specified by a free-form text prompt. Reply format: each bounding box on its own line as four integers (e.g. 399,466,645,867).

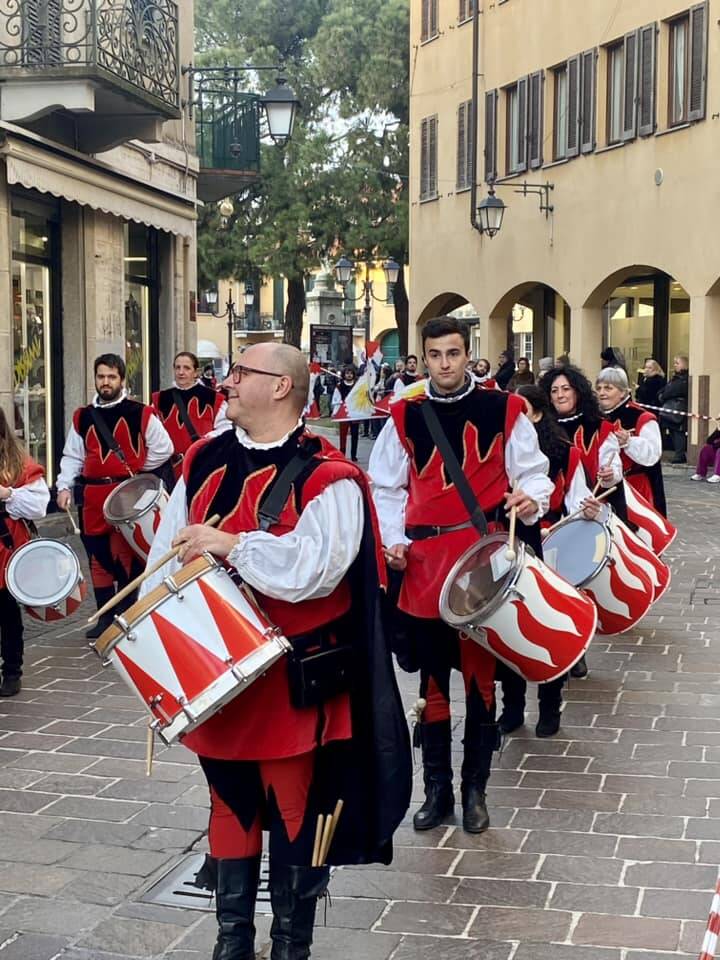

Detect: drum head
104,474,162,522
542,519,610,587
440,534,518,624
6,540,81,607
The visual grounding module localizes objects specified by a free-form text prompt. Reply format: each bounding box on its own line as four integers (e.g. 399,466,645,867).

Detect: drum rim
94,552,222,655
6,538,82,608
103,474,165,523
542,517,612,588
439,533,523,626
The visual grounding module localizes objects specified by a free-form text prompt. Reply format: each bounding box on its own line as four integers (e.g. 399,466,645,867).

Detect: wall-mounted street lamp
261,77,300,145
333,257,401,340
474,179,554,239
205,281,255,371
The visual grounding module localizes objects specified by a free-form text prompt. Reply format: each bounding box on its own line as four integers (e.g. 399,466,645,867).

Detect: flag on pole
332,341,390,422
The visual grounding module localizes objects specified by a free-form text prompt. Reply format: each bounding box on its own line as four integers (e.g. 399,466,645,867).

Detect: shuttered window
566,55,580,157
456,100,473,189
669,6,707,126
506,78,528,174
637,24,656,136
484,90,498,182
421,0,438,42
622,30,638,140
459,0,475,23
25,0,62,66
528,70,544,169
420,115,438,201
554,64,568,159
607,42,624,144
688,2,708,121
580,50,596,153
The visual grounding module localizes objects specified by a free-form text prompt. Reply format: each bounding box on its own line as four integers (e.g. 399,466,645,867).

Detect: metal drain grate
141,852,273,914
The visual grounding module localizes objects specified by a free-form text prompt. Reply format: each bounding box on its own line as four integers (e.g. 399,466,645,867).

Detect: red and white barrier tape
635,402,720,423
699,870,720,959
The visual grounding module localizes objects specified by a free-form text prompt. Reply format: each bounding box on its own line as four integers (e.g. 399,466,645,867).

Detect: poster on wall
309,325,354,367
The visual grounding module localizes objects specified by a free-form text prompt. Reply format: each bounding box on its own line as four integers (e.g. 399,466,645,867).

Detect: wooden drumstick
64,506,80,537
320,798,345,865
544,486,618,535
505,505,518,561
87,513,221,625
318,814,333,866
146,723,154,778
311,815,325,867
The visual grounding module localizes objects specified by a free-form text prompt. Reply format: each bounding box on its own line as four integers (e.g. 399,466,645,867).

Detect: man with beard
369,316,551,834
392,354,422,397
56,354,173,638
152,351,230,485
141,342,410,960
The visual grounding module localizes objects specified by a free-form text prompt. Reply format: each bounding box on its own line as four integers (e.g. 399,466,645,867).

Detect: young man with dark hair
56,353,173,638
152,351,230,483
369,316,552,834
392,353,422,397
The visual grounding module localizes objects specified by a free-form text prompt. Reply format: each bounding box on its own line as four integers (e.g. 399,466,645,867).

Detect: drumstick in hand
64,507,80,537
505,505,518,561
87,514,221,625
544,486,618,535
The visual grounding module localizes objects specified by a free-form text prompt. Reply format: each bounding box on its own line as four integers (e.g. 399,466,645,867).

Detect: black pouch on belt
287,626,354,710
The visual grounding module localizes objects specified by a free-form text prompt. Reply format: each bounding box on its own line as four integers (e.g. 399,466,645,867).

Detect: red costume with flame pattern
152,383,225,481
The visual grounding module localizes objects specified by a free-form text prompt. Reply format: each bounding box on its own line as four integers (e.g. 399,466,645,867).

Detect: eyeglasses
230,363,285,384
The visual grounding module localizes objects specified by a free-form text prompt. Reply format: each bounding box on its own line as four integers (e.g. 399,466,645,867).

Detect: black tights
0,589,23,678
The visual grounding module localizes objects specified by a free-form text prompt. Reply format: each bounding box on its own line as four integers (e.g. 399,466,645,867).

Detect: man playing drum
56,354,173,639
141,342,410,960
368,316,552,834
151,351,230,486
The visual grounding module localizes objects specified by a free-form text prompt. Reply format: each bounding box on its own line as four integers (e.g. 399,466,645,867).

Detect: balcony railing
0,0,180,115
233,313,284,333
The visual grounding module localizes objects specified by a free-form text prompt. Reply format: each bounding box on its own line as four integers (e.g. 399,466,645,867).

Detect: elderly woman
596,366,667,517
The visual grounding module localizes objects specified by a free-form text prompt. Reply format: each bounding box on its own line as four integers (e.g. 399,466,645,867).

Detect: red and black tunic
603,397,667,517
557,413,627,523
544,443,585,528
390,386,531,619
74,400,151,536
152,384,224,478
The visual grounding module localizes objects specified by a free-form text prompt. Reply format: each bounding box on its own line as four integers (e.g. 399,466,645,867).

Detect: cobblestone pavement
0,461,718,959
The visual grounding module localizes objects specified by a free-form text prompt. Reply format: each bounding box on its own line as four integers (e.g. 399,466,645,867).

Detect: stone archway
488,281,572,374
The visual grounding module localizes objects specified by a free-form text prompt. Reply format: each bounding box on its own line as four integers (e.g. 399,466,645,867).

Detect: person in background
200,363,217,390
472,359,492,383
392,355,422,397
635,358,666,410
0,407,50,696
600,346,628,373
537,357,553,381
507,357,535,392
691,427,720,483
494,349,516,391
371,364,394,438
332,366,361,462
657,355,689,464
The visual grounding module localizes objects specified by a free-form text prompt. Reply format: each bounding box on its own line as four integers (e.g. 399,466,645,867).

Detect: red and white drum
542,517,654,636
6,539,87,621
439,534,597,683
103,474,169,562
605,513,671,602
623,480,677,555
93,554,292,744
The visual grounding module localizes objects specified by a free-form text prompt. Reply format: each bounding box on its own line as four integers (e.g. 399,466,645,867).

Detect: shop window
456,100,473,190
669,4,707,126
420,115,438,201
11,200,59,482
123,222,158,404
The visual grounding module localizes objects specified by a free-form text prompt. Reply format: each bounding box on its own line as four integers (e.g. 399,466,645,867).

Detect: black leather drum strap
257,439,318,533
172,389,200,443
88,407,131,473
420,400,489,537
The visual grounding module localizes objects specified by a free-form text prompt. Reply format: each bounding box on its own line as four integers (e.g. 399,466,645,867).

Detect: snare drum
605,513,671,602
93,554,292,744
542,518,654,636
103,474,169,562
439,534,597,683
623,480,677,555
6,540,87,621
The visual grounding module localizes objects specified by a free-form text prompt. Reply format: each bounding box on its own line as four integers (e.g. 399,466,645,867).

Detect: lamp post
205,280,255,373
333,257,401,342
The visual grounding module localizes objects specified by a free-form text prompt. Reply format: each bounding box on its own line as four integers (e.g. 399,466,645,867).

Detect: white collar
234,417,304,450
172,380,200,390
556,411,583,423
601,395,631,415
92,388,128,408
425,374,475,404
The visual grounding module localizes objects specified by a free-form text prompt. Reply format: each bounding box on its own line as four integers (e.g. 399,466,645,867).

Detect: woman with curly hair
0,407,49,696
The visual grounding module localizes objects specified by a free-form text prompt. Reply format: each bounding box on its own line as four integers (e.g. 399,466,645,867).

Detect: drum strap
171,389,200,443
88,408,132,475
420,401,489,536
257,439,318,533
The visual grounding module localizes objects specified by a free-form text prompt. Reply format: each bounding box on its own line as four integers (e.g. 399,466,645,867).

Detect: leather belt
405,520,474,541
79,476,127,486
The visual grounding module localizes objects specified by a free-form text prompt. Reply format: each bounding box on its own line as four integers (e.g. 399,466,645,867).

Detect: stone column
569,305,603,376
479,314,507,367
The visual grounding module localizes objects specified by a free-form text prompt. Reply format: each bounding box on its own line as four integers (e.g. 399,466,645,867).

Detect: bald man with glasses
141,342,410,960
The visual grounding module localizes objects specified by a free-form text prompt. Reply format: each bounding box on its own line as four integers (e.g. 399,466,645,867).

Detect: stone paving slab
0,464,718,957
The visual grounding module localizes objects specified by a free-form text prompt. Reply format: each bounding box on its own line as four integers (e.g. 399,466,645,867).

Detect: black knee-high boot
536,676,565,738
461,709,501,834
413,719,454,831
268,863,330,960
213,856,261,960
498,668,527,734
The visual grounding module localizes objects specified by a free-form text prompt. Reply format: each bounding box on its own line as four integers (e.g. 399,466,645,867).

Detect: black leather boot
85,586,115,640
536,676,564,738
268,863,330,960
498,670,527,734
212,856,261,960
413,720,454,831
461,722,500,834
569,655,588,679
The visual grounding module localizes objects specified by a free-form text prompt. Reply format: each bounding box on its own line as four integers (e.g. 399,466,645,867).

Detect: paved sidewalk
0,464,717,958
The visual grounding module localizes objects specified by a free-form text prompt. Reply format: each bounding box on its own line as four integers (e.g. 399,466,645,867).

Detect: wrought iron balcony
0,0,180,150
193,68,261,203
233,312,284,335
